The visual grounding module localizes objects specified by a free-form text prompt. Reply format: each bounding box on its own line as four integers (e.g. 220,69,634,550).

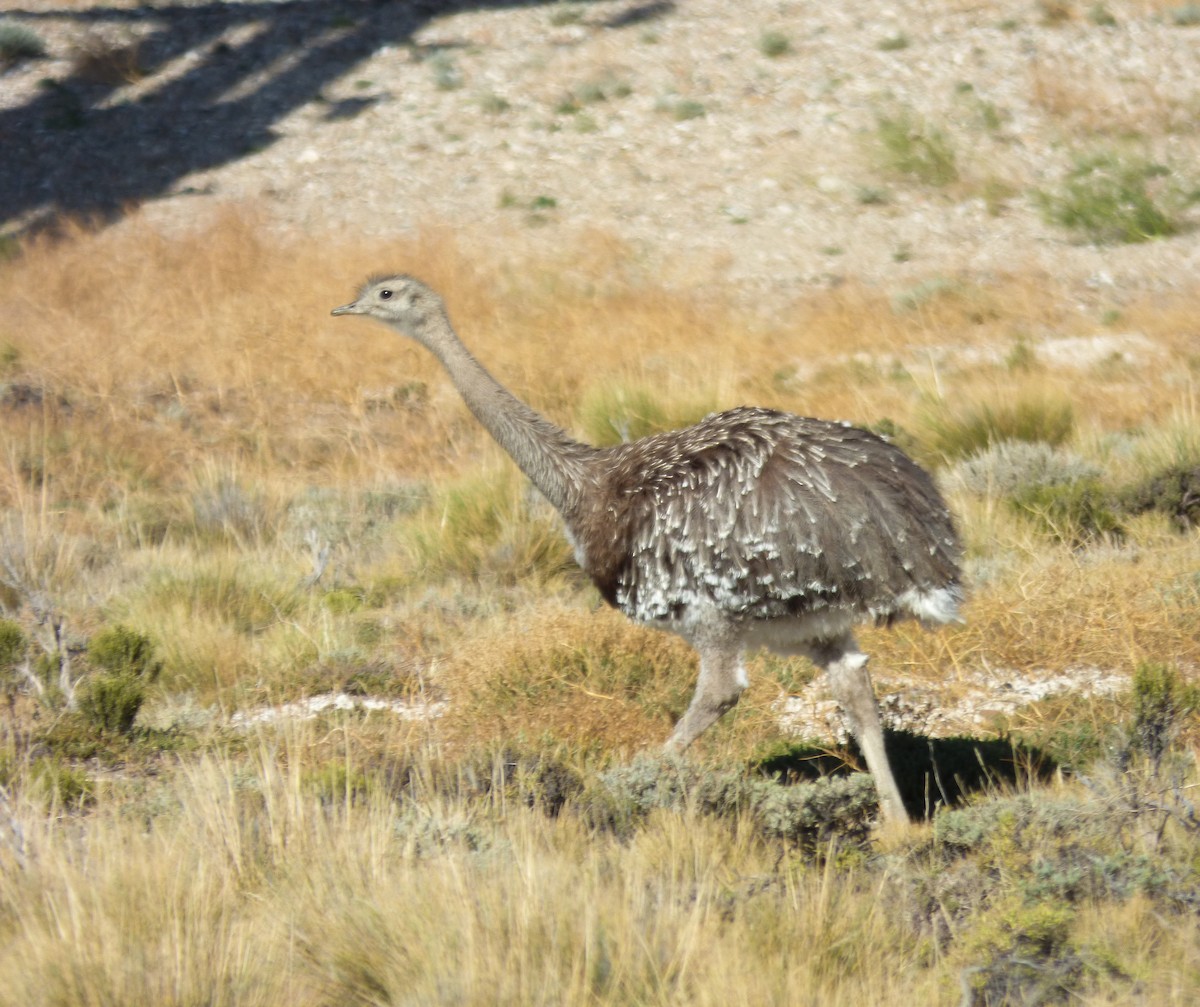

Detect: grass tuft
1036,151,1183,244
758,29,791,57
922,396,1075,462
0,20,45,64
575,382,716,446
399,467,575,587
1008,478,1124,546
874,106,959,186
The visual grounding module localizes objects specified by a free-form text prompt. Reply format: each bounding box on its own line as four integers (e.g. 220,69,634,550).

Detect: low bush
1120,464,1200,529
949,440,1102,497
1036,151,1182,244
1008,479,1123,545
587,755,878,846
874,107,959,186
77,625,162,735
0,21,45,64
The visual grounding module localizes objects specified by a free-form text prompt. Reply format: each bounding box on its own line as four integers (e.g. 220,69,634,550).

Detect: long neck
417,313,595,516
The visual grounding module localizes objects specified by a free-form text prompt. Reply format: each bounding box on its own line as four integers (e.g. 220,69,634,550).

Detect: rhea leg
664,641,748,754
802,635,908,823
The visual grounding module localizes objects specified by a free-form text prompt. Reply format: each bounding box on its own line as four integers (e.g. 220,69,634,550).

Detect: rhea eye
379,289,393,300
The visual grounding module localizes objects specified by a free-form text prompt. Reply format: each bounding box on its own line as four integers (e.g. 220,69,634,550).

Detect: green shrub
1127,662,1199,767
1086,3,1118,26
1119,464,1200,529
576,382,715,446
561,72,632,110
88,624,162,681
1008,479,1123,545
589,756,878,846
874,107,959,186
547,3,584,26
30,756,93,809
1036,152,1180,245
1169,3,1200,26
428,52,462,91
0,21,45,63
964,900,1088,1007
477,92,510,115
758,30,791,57
304,761,374,808
0,618,26,683
78,626,162,735
77,672,146,735
659,98,706,121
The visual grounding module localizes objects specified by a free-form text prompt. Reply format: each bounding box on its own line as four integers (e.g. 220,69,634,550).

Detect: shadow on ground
0,0,675,236
754,730,1058,820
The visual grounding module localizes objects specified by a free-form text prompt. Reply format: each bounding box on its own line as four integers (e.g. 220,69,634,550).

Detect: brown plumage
333,275,964,822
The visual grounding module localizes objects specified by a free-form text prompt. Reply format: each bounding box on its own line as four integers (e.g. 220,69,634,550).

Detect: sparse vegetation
1086,3,1118,26
0,212,1197,1004
548,3,585,27
476,92,510,115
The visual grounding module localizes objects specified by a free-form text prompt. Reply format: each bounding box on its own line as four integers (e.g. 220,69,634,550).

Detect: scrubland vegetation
0,210,1198,1004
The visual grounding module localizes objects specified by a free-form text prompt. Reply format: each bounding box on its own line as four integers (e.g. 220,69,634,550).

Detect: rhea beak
330,301,361,316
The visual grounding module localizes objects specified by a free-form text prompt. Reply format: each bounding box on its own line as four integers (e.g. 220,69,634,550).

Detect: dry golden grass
1030,55,1200,136
2,716,1199,1006
2,205,1200,1003
0,728,939,1006
2,204,1198,715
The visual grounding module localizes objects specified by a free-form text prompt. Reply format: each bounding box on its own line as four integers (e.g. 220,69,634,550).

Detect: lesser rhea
332,275,963,822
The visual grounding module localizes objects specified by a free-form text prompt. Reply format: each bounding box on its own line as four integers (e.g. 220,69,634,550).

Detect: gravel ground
3,0,1200,309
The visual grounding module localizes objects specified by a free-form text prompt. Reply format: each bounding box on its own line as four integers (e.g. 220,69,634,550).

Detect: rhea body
332,275,963,822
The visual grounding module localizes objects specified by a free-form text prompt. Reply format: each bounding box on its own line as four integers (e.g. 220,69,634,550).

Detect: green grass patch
1009,479,1124,545
922,396,1075,462
1036,151,1183,245
575,382,716,446
874,107,959,186
758,30,791,57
